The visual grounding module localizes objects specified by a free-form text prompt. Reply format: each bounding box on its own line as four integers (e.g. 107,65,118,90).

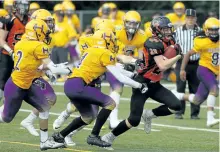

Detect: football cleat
207,119,220,127
65,132,76,146
53,111,70,130
87,135,111,147
101,132,116,145
142,109,156,134
52,132,65,143
20,119,39,136
40,137,66,151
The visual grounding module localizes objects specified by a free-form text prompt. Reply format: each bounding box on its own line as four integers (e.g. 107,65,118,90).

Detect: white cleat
101,132,116,150
20,120,39,136
40,137,66,151
65,133,76,146
53,111,70,130
207,119,220,127
142,109,155,134
0,104,4,113
171,89,184,100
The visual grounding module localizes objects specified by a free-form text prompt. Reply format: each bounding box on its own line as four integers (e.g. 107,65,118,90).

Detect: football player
107,11,147,129
3,0,14,15
101,17,182,148
51,29,148,148
91,3,111,29
62,1,81,34
29,2,40,16
108,2,124,25
0,0,30,102
20,9,57,137
166,2,186,29
173,17,219,127
0,19,71,150
52,19,116,146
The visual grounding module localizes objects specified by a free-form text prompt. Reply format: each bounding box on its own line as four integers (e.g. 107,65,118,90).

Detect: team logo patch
42,47,49,54
110,55,115,61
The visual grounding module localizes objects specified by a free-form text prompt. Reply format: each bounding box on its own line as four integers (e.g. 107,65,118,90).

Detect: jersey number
14,51,23,71
212,52,219,66
77,53,88,68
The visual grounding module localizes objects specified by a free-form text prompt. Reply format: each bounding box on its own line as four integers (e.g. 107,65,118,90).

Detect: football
163,45,177,59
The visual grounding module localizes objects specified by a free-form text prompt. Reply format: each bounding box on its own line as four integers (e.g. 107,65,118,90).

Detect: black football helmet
151,16,174,42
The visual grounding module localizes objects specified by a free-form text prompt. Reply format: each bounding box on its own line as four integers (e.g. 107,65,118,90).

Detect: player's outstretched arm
42,58,72,75
154,54,181,72
115,63,135,78
106,65,148,94
180,50,196,81
116,55,137,65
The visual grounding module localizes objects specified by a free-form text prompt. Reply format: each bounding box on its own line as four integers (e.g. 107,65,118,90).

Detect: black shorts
0,52,14,90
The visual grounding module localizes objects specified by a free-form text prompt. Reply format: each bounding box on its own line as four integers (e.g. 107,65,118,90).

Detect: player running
20,9,57,137
0,0,30,102
173,17,219,127
51,29,148,148
101,16,182,148
0,19,71,150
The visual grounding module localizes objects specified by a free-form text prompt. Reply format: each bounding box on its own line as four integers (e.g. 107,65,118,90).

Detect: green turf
0,85,219,152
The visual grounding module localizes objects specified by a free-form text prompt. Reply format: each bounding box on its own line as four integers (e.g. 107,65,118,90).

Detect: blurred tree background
0,1,219,29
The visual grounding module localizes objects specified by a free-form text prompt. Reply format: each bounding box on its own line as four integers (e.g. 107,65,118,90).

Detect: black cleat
87,135,111,147
191,116,200,120
175,114,183,119
52,132,65,143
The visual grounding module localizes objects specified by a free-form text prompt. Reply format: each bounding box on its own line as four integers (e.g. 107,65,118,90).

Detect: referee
174,9,201,119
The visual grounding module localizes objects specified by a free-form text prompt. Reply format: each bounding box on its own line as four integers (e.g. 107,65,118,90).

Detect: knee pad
47,96,57,106
210,85,219,97
128,115,141,127
104,100,116,111
67,102,78,113
39,111,49,119
81,115,96,124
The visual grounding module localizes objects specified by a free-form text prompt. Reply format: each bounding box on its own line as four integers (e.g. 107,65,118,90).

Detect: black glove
140,83,148,94
124,64,135,72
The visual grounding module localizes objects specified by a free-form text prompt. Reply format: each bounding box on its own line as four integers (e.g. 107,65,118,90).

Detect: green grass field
0,83,219,152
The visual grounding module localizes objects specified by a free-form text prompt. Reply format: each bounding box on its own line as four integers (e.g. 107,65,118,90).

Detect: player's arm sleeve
34,44,50,60
100,52,116,66
73,15,80,29
115,63,134,78
192,37,202,53
106,65,141,89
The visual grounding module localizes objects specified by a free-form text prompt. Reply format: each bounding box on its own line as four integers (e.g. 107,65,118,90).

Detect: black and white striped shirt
175,24,201,61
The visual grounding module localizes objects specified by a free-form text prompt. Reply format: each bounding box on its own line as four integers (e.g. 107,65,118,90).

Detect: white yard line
55,92,220,110
19,109,219,133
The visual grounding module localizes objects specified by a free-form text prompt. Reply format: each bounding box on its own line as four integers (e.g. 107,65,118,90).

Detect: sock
40,129,48,143
188,94,195,103
207,111,215,121
109,91,120,124
207,94,216,107
0,113,4,123
25,112,38,122
60,117,86,137
91,108,112,136
152,105,172,116
112,120,130,136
